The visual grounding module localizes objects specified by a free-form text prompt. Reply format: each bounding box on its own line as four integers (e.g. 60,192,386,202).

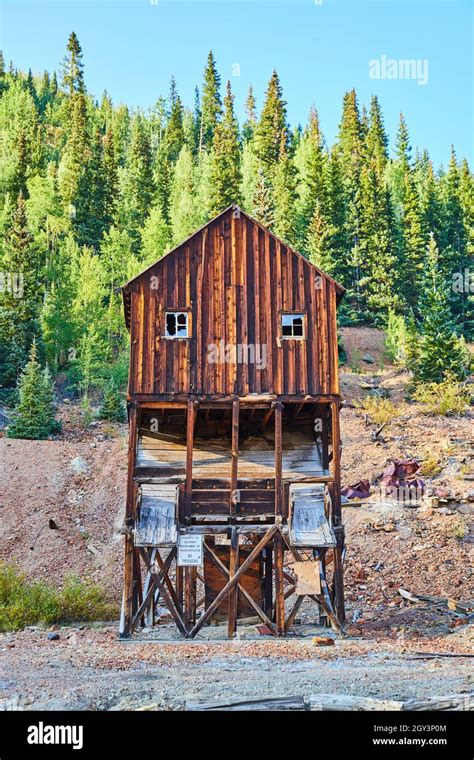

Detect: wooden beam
230,398,239,516
331,400,341,521
185,399,198,524
274,530,285,635
120,401,138,638
330,399,345,624
184,567,197,628
263,545,273,616
227,527,239,637
274,402,283,516
188,526,278,638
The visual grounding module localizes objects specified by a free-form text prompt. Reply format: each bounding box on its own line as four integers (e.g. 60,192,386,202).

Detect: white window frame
281,313,305,339
164,311,189,339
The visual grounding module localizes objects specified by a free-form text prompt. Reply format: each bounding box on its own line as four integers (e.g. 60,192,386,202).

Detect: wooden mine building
120,205,345,639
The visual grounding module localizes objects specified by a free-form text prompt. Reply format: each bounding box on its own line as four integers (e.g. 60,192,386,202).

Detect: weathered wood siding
124,208,341,397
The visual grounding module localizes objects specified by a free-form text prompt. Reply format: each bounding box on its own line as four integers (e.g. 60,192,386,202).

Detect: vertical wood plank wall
124,208,342,398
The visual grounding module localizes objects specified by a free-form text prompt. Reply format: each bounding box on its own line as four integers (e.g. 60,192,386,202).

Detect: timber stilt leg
274,531,285,635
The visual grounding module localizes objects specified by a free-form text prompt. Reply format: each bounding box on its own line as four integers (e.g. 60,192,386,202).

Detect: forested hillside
0,32,472,407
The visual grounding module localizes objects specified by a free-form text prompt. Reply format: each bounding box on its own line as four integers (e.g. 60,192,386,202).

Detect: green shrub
412,373,471,416
0,563,116,632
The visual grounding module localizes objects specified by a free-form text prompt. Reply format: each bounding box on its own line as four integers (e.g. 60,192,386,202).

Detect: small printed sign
178,534,203,567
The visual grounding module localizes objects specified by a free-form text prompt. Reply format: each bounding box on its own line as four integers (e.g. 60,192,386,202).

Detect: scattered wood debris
186,691,474,711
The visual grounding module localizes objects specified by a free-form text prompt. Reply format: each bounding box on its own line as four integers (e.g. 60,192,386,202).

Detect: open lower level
120,395,345,639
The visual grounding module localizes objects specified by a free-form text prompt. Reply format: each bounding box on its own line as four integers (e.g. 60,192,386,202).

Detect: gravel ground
1,625,473,711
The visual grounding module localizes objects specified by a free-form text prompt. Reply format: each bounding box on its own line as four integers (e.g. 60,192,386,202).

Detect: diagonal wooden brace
130,548,174,632
203,541,277,636
138,547,188,636
187,525,279,638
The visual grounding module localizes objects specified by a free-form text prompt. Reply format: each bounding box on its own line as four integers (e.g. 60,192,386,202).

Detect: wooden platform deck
136,431,328,482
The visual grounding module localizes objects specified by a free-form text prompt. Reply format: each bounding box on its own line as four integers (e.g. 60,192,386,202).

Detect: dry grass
356,396,401,426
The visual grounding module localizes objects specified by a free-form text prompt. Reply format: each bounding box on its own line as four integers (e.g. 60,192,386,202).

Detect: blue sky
1,0,472,167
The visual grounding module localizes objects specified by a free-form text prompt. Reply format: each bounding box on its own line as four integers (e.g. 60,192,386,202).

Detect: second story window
165,311,188,338
281,313,304,338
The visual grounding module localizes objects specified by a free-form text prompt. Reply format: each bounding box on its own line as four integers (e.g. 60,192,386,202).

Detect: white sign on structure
177,534,203,567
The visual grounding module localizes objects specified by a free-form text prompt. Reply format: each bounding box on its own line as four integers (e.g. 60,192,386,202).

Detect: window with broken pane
165,311,188,338
281,314,304,338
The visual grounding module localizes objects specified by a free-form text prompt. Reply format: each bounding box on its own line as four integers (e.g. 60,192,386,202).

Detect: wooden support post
274,402,283,516
274,530,285,635
185,399,197,524
263,545,273,616
330,399,345,624
228,527,239,637
176,566,184,614
331,400,341,522
230,398,239,516
120,401,138,638
321,405,330,471
184,567,197,629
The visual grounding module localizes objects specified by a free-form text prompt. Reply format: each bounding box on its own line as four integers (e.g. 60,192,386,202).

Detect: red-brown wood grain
123,206,344,399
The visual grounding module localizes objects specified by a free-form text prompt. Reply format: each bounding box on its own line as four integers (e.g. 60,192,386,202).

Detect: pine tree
103,124,119,228
414,152,443,250
40,235,76,372
358,159,399,319
58,91,89,216
7,340,57,439
336,89,365,310
0,50,5,97
399,171,426,311
365,95,388,175
201,51,221,150
306,200,337,275
414,234,470,382
240,139,259,215
390,113,412,208
294,107,326,246
154,141,172,224
192,87,202,155
0,194,41,392
208,81,241,214
388,113,426,312
120,115,155,250
61,31,85,95
439,147,469,331
253,71,287,170
164,76,184,163
76,125,107,247
98,380,126,422
242,86,256,142
273,132,297,245
324,147,349,282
